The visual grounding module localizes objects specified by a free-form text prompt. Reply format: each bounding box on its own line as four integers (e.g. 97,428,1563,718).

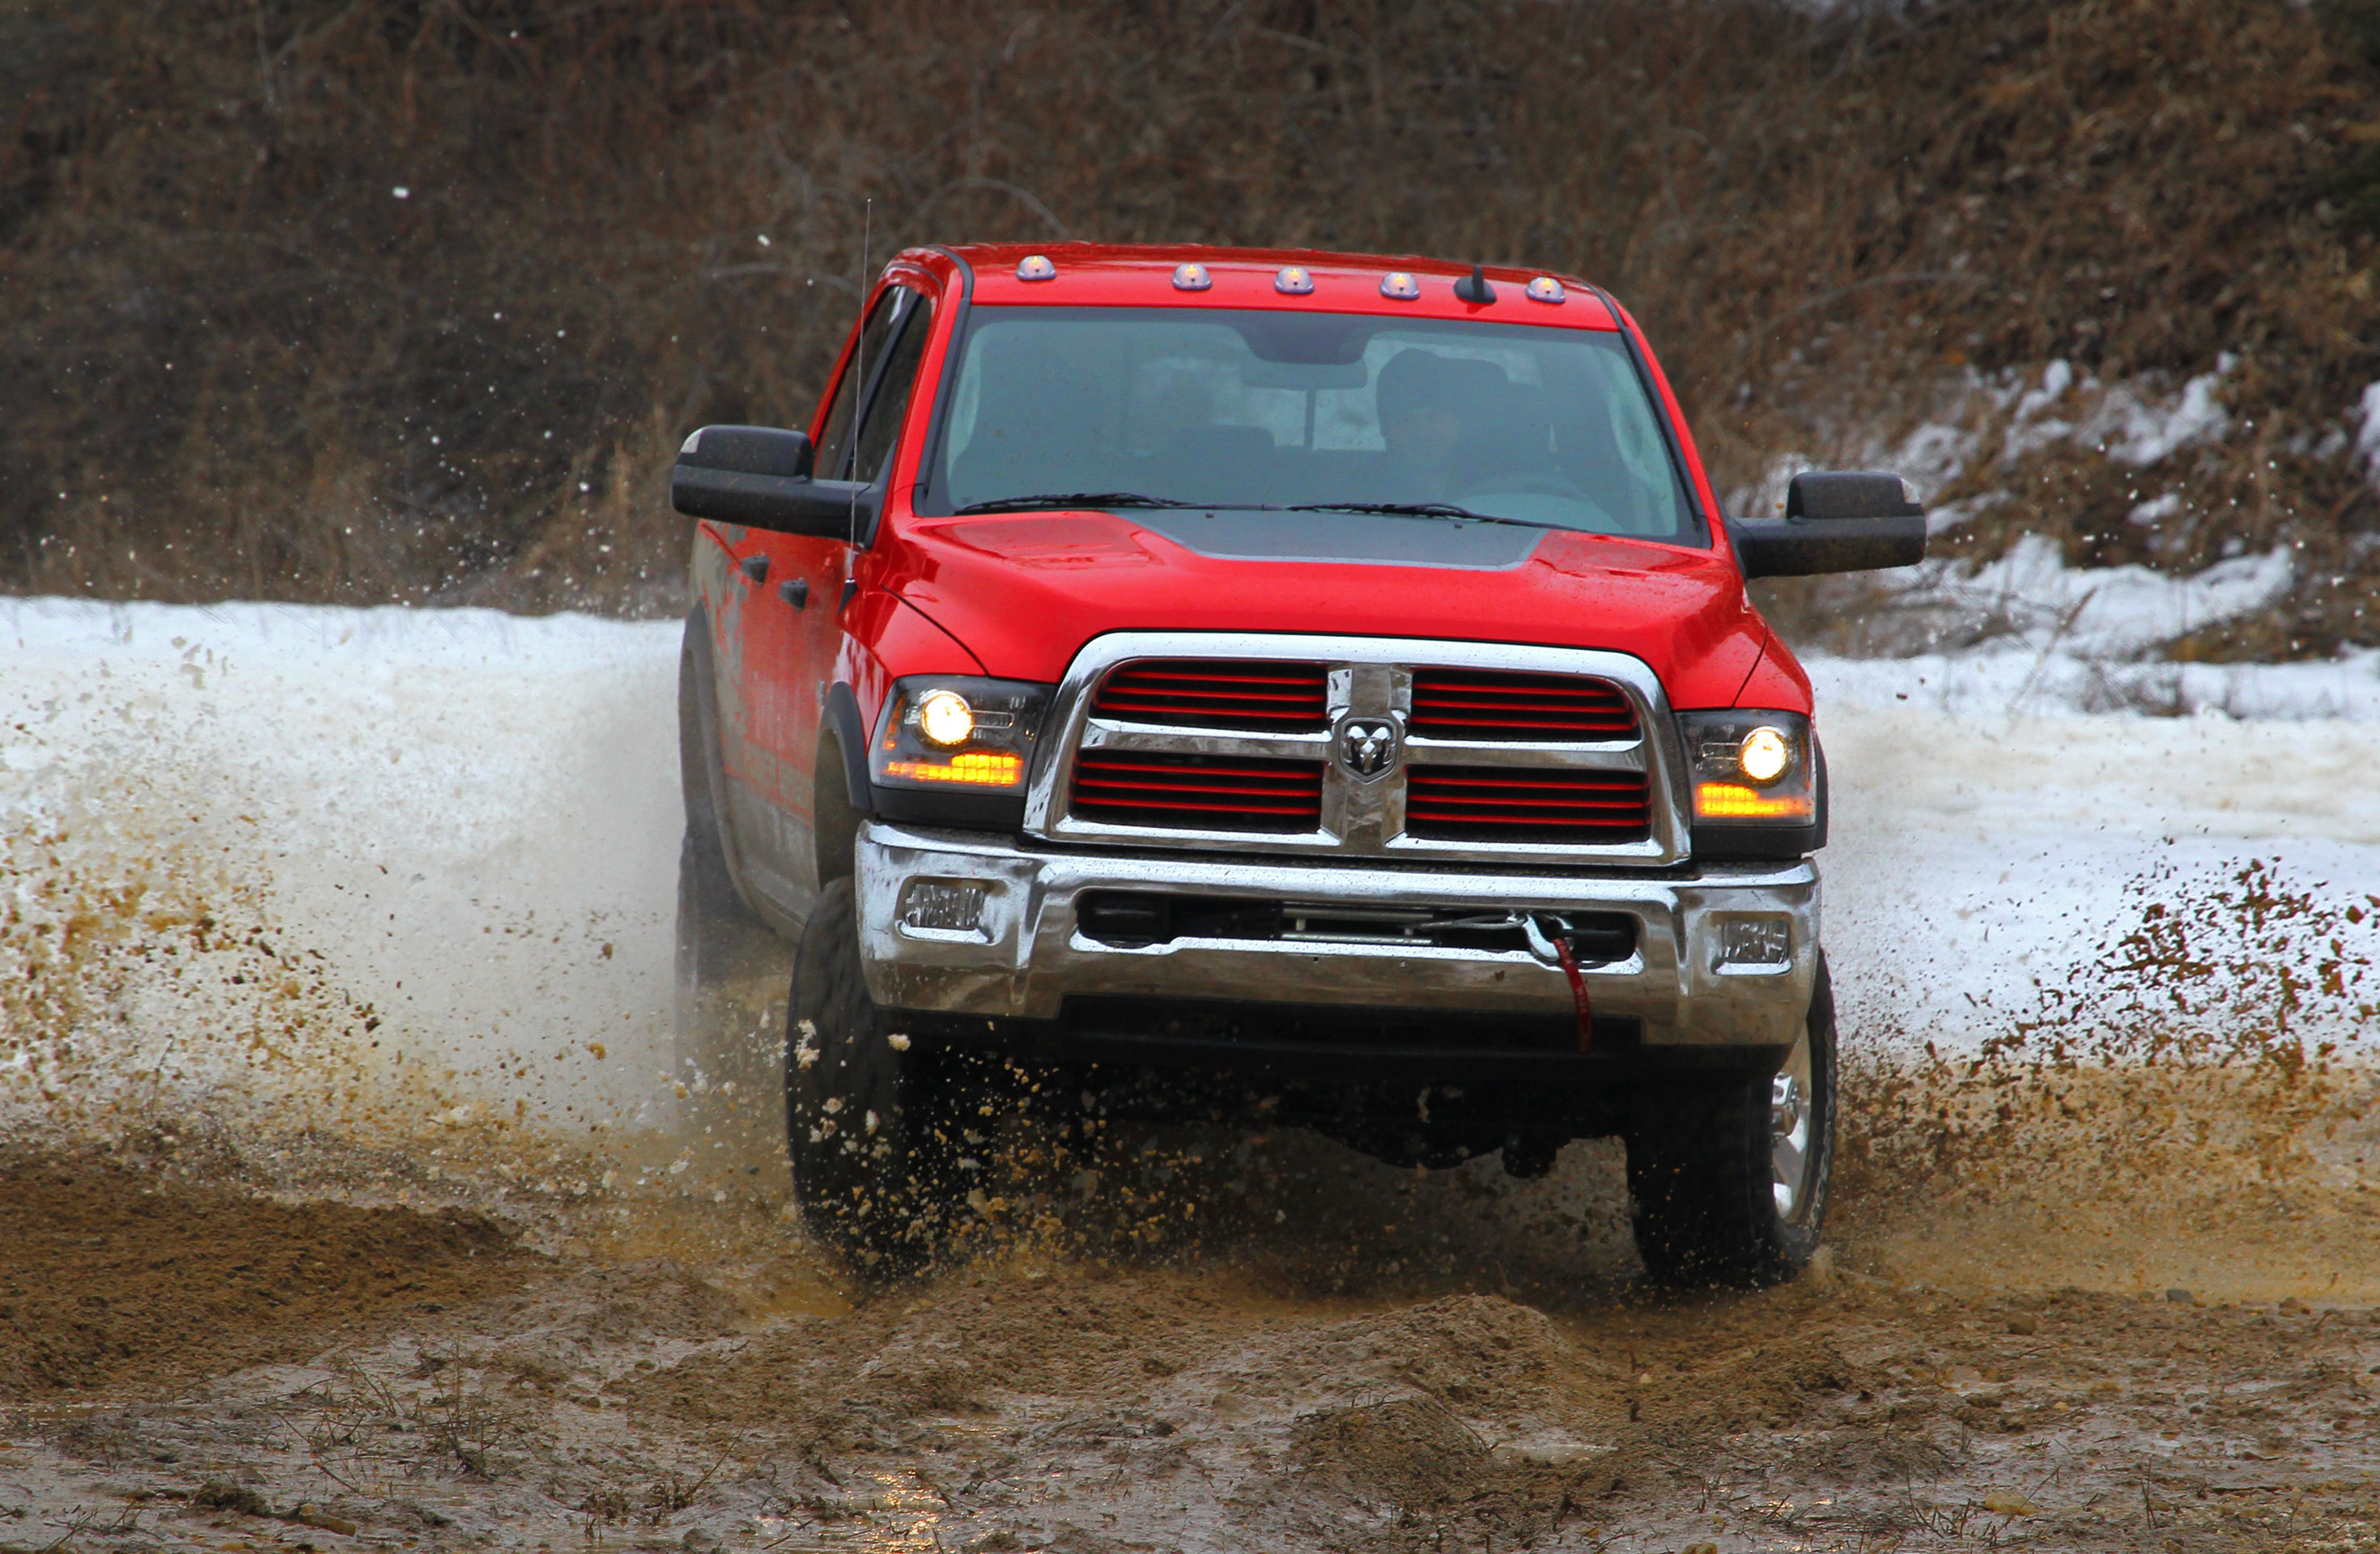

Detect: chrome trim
856,821,1817,1047
1024,632,1691,868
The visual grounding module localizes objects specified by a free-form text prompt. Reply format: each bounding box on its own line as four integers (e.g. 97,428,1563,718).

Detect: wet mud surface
6,1119,2380,1554
0,1158,517,1399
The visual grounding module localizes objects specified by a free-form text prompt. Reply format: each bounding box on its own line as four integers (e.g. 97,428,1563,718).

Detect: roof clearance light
1172,261,1213,291
1379,271,1420,300
1526,275,1566,304
1274,265,1315,295
1016,254,1056,282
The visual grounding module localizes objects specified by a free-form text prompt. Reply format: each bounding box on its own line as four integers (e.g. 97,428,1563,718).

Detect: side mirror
1728,471,1928,580
670,424,874,537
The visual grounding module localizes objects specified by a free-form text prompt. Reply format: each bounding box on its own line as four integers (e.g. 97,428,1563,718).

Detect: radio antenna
848,196,874,546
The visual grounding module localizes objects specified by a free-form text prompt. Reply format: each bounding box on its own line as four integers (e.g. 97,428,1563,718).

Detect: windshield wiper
953,491,1218,515
1286,501,1553,530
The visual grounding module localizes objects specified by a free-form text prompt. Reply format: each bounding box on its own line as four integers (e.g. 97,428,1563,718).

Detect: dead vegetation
3,0,2379,648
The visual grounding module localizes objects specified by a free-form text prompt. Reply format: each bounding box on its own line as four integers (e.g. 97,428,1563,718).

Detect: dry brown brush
5,0,2380,640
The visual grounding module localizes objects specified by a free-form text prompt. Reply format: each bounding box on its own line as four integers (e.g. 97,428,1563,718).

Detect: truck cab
674,244,1923,1284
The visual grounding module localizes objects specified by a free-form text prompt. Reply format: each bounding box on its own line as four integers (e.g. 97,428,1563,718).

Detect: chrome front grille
1069,749,1326,832
1089,658,1329,731
1403,765,1653,843
1407,666,1639,741
1027,634,1687,866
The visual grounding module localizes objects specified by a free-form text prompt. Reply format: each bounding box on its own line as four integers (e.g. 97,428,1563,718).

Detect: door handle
779,578,809,609
739,554,768,584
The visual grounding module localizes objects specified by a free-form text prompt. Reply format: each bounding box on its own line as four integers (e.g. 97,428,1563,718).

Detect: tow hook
1524,914,1596,1053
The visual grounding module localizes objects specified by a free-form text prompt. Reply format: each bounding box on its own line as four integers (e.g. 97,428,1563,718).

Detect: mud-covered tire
1625,957,1838,1288
786,878,967,1272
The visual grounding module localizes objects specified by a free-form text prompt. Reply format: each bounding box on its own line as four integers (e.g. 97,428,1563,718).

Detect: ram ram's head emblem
1335,717,1401,781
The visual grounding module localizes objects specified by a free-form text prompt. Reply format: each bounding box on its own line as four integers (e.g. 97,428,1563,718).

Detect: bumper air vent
1405,766,1651,843
1091,658,1328,731
1408,668,1638,741
1071,749,1324,833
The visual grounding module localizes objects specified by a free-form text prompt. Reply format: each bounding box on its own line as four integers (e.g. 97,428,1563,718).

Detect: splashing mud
1834,860,2380,1308
9,601,2380,1548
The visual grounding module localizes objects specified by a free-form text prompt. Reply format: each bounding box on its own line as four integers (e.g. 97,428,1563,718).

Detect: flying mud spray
6,598,2380,1552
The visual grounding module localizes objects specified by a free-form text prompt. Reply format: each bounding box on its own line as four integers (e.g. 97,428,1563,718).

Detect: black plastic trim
1728,511,1927,578
670,464,877,537
821,683,875,818
872,788,1027,830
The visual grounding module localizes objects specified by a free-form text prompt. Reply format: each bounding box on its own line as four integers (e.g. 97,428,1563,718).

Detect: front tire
1625,957,1838,1288
786,879,967,1272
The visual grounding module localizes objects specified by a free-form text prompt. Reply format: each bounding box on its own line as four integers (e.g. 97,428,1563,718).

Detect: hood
869,507,1787,711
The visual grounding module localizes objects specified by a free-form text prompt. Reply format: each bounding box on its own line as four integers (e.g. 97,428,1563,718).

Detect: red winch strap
1552,933,1594,1053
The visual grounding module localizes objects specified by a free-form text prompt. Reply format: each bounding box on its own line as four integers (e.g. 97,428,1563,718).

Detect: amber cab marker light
1379,271,1420,299
1696,783,1813,821
1275,265,1315,295
1016,254,1056,282
881,752,1025,787
1526,276,1566,304
1172,262,1213,291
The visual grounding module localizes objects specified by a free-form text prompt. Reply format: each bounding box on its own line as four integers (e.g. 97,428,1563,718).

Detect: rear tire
1625,957,1837,1288
786,878,968,1272
675,612,787,1127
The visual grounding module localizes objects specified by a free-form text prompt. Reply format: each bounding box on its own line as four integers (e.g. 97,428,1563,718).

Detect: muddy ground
7,1092,2380,1554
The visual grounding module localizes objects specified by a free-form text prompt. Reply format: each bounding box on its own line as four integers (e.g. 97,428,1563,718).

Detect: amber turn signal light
882,752,1025,787
1694,782,1813,821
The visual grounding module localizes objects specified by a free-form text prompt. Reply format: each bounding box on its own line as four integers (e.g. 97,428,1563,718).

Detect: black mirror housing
671,423,873,537
1729,471,1927,579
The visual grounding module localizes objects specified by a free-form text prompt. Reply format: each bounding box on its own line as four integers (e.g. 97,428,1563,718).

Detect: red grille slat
1408,669,1638,741
1072,749,1324,833
1405,765,1651,843
1093,659,1328,731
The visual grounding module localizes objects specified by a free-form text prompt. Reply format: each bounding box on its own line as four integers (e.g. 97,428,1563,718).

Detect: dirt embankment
4,1141,2380,1553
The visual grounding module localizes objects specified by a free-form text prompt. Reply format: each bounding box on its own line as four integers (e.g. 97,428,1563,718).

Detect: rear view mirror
1728,471,1927,579
670,424,873,537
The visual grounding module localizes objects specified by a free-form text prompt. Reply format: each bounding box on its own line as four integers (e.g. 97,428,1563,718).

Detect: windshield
924,305,1698,540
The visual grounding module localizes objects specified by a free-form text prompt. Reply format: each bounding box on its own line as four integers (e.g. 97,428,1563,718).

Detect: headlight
916,690,976,748
1676,710,1815,825
1737,725,1791,784
872,677,1053,793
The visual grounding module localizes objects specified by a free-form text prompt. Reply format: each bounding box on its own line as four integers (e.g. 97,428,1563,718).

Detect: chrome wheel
1770,1029,1815,1223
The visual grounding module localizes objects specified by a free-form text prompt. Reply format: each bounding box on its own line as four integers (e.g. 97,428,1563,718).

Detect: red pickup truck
672,244,1923,1284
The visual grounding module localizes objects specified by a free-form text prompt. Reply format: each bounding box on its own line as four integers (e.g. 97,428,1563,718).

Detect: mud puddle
8,1110,2380,1554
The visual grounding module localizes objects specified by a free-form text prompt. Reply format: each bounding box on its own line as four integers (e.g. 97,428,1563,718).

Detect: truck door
722,282,936,919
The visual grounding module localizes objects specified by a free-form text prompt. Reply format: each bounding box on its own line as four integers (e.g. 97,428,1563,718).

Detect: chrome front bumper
856,822,1820,1048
